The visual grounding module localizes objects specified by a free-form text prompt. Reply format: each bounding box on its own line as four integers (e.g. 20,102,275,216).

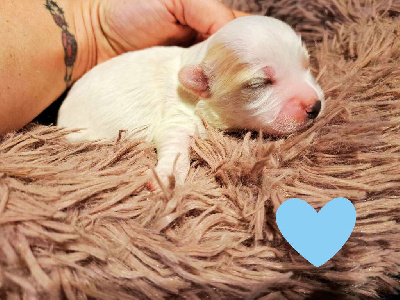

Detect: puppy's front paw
144,168,174,192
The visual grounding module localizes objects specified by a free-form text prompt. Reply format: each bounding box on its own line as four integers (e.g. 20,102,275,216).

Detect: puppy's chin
265,116,311,136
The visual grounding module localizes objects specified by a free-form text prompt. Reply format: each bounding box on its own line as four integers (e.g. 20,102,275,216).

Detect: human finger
232,10,251,18
165,0,236,36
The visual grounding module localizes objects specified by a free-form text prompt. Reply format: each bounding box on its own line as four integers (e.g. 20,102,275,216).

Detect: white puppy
57,16,324,189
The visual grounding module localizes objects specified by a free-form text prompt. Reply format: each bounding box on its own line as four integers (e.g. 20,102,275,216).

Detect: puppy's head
178,16,324,135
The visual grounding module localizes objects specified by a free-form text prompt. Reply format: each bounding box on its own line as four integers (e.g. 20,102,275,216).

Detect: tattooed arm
0,0,93,134
0,0,245,135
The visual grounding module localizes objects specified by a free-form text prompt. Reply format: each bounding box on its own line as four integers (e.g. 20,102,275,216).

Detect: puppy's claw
143,169,159,191
143,168,171,192
145,181,157,192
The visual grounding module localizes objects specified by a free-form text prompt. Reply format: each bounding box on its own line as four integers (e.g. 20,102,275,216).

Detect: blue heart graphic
276,197,356,267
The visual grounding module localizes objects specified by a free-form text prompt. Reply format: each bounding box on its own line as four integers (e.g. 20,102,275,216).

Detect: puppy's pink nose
288,84,321,120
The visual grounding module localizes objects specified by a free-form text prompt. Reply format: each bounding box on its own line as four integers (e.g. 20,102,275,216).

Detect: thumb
163,23,199,46
167,0,236,35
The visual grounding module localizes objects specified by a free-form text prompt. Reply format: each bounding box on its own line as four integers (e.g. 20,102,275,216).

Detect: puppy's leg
146,128,191,191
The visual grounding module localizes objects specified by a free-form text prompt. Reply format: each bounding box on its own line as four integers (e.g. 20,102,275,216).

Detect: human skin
0,0,248,135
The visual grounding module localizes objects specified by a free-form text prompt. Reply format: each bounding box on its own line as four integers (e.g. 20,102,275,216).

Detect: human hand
86,0,249,64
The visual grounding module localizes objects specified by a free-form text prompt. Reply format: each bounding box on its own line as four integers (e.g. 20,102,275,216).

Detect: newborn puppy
57,16,324,189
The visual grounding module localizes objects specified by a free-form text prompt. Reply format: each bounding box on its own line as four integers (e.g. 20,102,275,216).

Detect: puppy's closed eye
244,78,274,89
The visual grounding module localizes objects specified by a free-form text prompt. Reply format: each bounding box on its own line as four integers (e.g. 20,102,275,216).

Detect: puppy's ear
178,65,211,98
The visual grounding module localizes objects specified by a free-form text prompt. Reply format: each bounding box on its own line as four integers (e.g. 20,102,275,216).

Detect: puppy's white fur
57,16,324,188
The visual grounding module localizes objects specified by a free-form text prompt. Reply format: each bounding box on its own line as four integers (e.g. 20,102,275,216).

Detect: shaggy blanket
1,0,399,299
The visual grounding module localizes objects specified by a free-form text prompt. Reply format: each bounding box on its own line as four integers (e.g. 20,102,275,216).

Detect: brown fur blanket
1,0,399,299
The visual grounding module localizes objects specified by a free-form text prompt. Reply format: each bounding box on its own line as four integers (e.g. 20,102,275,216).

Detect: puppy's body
59,46,203,141
58,16,324,188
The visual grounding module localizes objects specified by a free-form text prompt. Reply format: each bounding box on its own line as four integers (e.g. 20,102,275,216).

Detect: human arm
0,0,247,136
0,0,94,135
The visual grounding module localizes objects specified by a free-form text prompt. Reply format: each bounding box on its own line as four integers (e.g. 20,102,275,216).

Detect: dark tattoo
45,0,77,87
